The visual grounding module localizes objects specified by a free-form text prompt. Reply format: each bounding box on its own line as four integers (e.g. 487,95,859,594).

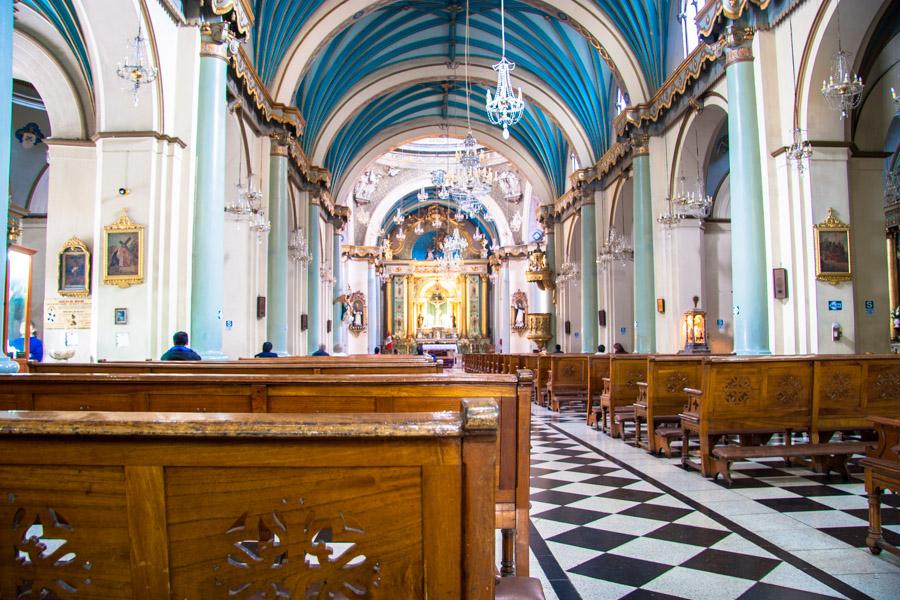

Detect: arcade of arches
2,0,900,598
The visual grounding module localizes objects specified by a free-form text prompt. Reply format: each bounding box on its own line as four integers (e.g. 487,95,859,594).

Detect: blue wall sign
716,319,725,331
865,300,875,315
619,327,626,335
827,300,843,311
225,320,233,331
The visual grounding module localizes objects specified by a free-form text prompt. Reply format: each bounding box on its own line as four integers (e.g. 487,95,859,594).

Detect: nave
526,405,900,600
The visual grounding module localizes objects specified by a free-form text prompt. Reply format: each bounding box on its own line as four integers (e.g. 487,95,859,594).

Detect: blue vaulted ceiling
20,0,93,87
326,82,569,198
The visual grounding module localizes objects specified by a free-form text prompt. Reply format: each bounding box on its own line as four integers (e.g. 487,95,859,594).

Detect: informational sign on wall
865,300,875,315
716,319,725,331
619,327,626,335
45,299,92,329
827,300,843,311
225,320,234,331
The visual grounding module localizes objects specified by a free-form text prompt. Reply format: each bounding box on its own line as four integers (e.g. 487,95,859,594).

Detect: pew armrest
679,388,703,423
635,382,648,409
864,416,900,467
601,377,611,397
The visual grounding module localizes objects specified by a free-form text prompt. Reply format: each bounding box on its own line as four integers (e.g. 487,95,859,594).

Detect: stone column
500,260,511,352
190,23,231,360
632,132,656,353
725,26,769,354
266,137,289,355
307,194,322,354
0,0,17,371
544,220,558,350
580,197,599,352
332,227,344,349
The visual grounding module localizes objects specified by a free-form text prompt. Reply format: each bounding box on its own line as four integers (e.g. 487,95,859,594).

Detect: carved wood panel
869,364,900,406
167,467,424,598
0,466,132,598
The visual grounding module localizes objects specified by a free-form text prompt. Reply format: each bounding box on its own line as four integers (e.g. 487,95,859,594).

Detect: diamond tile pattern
527,404,900,600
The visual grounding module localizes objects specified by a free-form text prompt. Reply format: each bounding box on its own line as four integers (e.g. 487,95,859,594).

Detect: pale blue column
726,26,769,355
332,229,343,349
189,28,229,359
266,146,289,355
632,134,656,353
307,198,322,354
580,202,599,352
0,0,18,372
367,261,378,353
500,262,510,353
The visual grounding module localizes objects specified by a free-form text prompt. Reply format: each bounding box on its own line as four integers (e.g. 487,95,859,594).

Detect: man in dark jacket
311,344,329,356
255,341,278,357
161,331,201,361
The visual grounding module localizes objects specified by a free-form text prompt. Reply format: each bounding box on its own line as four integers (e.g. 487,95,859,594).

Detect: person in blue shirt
311,344,329,356
11,325,43,361
255,341,278,358
160,331,201,361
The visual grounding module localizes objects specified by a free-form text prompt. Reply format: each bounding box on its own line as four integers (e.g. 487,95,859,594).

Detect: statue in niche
497,170,522,202
353,169,381,204
452,314,457,329
417,313,424,330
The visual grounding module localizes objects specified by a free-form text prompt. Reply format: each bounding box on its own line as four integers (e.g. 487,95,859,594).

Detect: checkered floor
527,404,900,600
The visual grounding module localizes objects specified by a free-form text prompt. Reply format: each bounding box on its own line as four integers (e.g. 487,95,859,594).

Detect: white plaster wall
704,221,733,354
507,257,531,353
345,258,370,355
20,218,47,339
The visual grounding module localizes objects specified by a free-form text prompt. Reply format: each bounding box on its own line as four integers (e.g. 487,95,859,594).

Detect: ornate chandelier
392,208,405,226
288,228,310,265
821,11,863,120
485,0,524,139
598,227,633,266
440,227,469,271
116,26,158,107
509,210,522,233
787,17,812,173
657,194,683,226
555,261,579,284
417,187,429,203
672,175,712,218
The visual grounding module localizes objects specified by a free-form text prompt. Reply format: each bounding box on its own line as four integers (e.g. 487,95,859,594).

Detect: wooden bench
597,355,647,437
0,370,534,577
0,402,500,598
585,355,611,426
634,357,705,455
861,416,900,558
546,355,588,411
711,441,870,486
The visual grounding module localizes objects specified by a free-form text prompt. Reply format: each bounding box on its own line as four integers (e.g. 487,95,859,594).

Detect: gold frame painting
814,208,852,285
347,290,367,336
511,289,528,335
103,209,144,288
58,236,91,297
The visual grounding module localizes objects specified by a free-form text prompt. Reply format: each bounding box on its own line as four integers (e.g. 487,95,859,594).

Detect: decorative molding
155,0,187,25
696,0,772,38
207,0,255,37
230,46,305,137
91,131,187,148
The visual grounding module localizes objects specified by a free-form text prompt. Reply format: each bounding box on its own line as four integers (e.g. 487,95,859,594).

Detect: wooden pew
545,354,588,411
0,402,500,599
634,356,705,456
598,355,648,437
586,355,610,426
861,416,900,558
28,358,442,376
0,371,534,577
679,356,870,484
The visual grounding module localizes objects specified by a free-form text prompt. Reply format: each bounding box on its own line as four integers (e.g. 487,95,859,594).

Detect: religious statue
417,313,424,329
451,314,457,329
511,289,528,334
497,170,522,202
353,169,381,204
528,249,547,273
382,237,393,260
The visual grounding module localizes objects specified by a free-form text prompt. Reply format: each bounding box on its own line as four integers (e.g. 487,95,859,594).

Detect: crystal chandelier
116,26,158,107
414,219,424,235
787,17,812,173
417,187,429,203
393,208,405,226
288,228,310,265
598,227,633,266
431,210,443,229
821,11,863,120
657,194,683,226
250,209,271,237
440,227,469,271
555,261,579,284
395,227,406,242
672,125,713,218
485,0,525,139
473,228,484,242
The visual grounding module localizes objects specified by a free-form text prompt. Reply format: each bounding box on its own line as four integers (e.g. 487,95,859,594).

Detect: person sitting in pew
160,331,201,361
373,346,381,354
311,344,329,356
553,344,563,353
596,344,606,354
332,344,348,356
613,342,629,354
254,341,278,358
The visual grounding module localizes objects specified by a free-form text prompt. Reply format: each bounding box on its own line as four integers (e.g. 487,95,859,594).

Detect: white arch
270,0,650,107
334,121,556,208
671,103,728,194
310,58,594,166
12,20,91,138
362,175,515,247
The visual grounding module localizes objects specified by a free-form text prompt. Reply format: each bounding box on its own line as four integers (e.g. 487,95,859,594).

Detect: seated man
332,344,348,357
311,344,329,356
161,331,201,361
595,344,606,354
553,344,563,353
255,341,278,358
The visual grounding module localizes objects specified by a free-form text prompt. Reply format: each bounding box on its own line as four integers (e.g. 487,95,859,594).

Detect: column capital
199,21,234,61
269,131,291,156
724,25,754,66
630,132,650,157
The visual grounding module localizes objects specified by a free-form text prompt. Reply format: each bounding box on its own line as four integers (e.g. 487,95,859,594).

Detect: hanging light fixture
116,25,158,107
787,16,812,173
672,125,713,217
821,8,863,120
417,187,429,203
485,0,525,139
440,227,469,271
657,133,682,226
509,210,522,233
289,228,311,265
393,208,406,226
598,205,633,267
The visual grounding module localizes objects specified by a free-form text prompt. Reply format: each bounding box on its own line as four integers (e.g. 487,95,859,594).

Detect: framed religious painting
511,289,528,335
814,208,852,285
348,291,367,336
103,209,144,288
57,236,91,297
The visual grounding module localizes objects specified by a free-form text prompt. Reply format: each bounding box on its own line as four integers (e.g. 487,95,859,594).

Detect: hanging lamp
787,16,812,173
821,7,864,120
485,0,525,139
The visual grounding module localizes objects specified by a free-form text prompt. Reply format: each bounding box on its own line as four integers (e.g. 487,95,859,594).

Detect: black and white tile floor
524,405,900,600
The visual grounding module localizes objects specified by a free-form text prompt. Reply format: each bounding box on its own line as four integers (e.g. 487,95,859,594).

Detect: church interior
1,0,900,598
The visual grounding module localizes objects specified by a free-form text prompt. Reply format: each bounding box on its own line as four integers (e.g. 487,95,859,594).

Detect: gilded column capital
630,132,650,157
724,25,754,66
270,131,291,156
200,21,234,61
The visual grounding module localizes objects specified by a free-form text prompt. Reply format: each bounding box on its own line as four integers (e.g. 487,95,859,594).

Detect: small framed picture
58,237,91,297
814,208,852,285
114,307,128,325
656,298,665,314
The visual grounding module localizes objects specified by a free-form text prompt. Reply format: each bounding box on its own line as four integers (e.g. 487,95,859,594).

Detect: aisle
526,405,900,600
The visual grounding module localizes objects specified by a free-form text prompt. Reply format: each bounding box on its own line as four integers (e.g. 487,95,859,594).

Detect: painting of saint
62,254,86,289
107,233,139,276
817,230,849,273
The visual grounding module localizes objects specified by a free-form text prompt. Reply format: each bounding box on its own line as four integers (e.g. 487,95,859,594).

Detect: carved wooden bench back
646,357,706,418
0,405,499,599
607,355,649,405
813,356,900,435
548,355,588,391
28,359,441,376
